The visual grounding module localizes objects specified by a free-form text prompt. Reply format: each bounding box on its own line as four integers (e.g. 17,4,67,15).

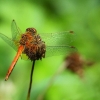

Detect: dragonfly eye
26,28,37,34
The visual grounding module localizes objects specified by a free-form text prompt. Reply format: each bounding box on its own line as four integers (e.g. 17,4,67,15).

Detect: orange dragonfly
0,20,76,81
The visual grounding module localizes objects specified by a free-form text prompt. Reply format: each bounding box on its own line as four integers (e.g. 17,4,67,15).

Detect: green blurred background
0,0,100,100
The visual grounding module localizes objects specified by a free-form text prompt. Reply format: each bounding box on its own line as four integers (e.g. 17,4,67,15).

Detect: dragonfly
0,20,76,81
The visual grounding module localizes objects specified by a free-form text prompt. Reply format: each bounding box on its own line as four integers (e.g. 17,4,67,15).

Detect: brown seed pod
20,28,46,61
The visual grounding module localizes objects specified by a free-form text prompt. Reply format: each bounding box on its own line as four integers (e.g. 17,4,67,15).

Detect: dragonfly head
26,28,37,35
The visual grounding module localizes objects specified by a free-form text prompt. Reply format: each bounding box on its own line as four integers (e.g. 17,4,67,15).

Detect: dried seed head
20,28,46,61
65,52,95,78
65,52,84,78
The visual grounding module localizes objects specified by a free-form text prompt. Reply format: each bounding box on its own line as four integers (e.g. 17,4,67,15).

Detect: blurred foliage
0,0,100,100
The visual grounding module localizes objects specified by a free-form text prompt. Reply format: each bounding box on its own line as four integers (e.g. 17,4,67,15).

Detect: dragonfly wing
45,46,77,57
21,53,29,60
11,20,22,41
40,31,76,46
0,33,17,51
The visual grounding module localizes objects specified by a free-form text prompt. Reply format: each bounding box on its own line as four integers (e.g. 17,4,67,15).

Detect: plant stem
37,61,67,100
27,60,35,100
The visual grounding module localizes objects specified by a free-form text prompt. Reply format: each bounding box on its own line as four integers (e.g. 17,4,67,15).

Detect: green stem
27,60,35,100
37,61,67,100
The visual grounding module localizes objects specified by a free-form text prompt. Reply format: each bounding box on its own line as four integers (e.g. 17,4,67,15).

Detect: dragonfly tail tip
5,79,7,81
5,77,8,81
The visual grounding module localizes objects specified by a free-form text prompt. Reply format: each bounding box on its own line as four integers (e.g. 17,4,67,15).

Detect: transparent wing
11,20,22,41
40,31,76,46
0,33,17,51
21,54,29,60
45,46,77,57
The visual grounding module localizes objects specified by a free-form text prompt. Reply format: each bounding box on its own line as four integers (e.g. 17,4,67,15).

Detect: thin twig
37,61,68,100
27,60,35,100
